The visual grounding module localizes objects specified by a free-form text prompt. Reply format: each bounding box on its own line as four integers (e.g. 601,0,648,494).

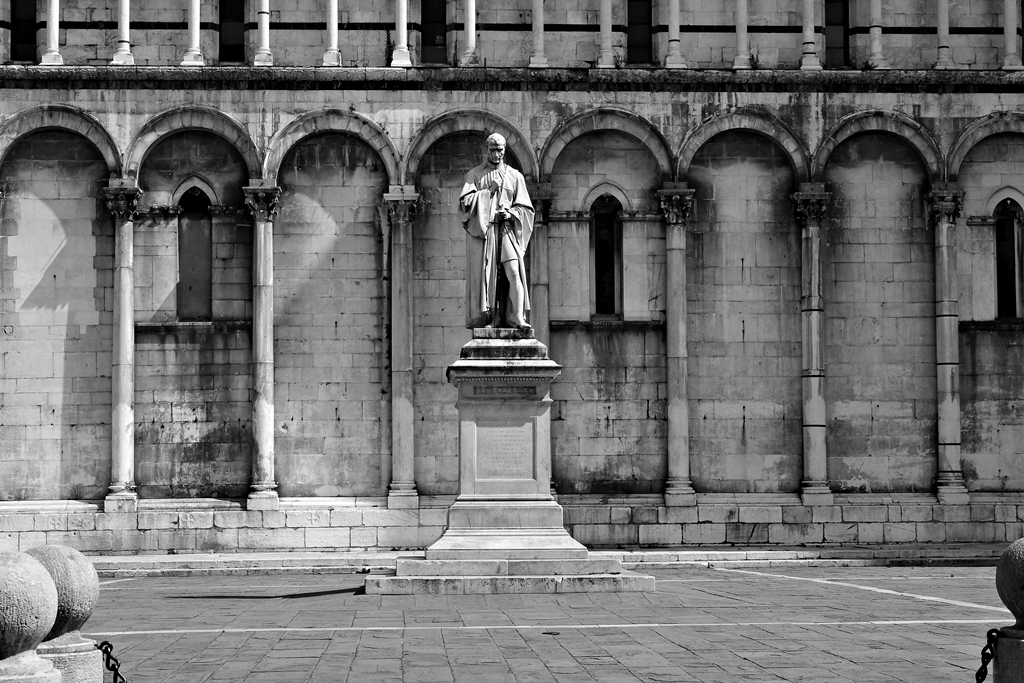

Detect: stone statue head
486,133,506,166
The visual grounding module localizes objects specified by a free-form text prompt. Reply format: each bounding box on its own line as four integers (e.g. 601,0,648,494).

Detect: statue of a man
458,133,535,330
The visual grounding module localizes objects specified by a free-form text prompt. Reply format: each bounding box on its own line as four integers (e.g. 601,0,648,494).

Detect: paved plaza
84,563,1009,683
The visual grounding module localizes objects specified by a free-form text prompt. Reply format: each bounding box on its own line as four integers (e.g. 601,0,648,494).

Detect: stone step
365,571,655,595
395,557,623,576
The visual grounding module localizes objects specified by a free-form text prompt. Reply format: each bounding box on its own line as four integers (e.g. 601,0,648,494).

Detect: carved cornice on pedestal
243,185,282,222
927,182,965,225
657,183,695,226
792,183,832,225
103,183,142,221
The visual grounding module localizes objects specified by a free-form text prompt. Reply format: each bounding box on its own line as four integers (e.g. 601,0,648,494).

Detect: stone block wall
823,132,936,493
686,130,802,493
273,133,390,497
134,326,252,498
0,130,113,501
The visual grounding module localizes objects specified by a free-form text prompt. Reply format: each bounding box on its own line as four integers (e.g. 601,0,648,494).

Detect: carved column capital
792,183,832,226
657,184,696,226
103,183,142,221
384,186,419,224
927,183,965,225
244,185,282,222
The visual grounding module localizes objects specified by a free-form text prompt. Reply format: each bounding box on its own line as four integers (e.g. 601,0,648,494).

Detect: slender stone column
664,0,686,68
529,0,548,67
935,0,955,68
110,0,134,64
799,0,821,70
180,0,204,65
793,184,833,506
323,0,340,65
528,185,552,345
385,187,419,509
597,0,615,68
1005,0,1023,69
244,184,282,511
254,0,273,65
928,184,970,504
104,181,142,513
658,184,696,506
392,0,413,66
732,0,750,69
868,0,888,69
40,0,62,65
460,0,478,65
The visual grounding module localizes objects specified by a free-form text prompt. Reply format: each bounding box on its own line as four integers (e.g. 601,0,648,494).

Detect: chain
96,641,127,683
976,629,1000,683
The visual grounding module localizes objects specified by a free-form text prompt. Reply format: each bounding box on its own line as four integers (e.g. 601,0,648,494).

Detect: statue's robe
458,161,535,328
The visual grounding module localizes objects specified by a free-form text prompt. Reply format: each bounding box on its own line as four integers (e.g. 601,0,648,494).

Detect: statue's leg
503,259,526,328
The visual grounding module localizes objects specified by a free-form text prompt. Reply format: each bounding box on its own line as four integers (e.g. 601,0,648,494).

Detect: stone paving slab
86,543,1007,577
84,563,1012,682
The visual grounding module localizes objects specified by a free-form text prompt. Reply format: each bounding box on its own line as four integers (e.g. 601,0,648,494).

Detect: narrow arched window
591,194,622,317
219,0,245,63
421,0,447,64
994,198,1023,319
178,188,213,321
626,0,653,65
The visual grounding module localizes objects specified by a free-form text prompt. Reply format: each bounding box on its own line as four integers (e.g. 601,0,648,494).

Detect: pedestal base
0,653,61,683
937,486,970,505
247,490,279,511
38,635,102,683
995,627,1024,682
104,492,137,513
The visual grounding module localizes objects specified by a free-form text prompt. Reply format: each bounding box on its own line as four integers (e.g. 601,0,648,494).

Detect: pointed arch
948,112,1024,182
0,104,121,176
812,110,942,182
676,108,809,182
124,106,261,179
403,109,537,183
264,110,400,186
583,181,633,212
539,107,672,182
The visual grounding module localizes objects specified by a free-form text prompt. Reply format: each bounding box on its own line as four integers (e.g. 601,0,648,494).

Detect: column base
253,50,274,67
1004,56,1024,70
110,51,135,66
596,54,616,68
180,50,204,66
529,55,549,68
322,49,342,66
104,491,138,513
664,479,696,507
388,490,420,509
391,47,413,67
934,58,960,69
247,490,279,510
936,485,970,505
40,51,64,66
799,55,822,70
800,485,834,506
664,55,687,69
868,58,890,69
732,53,751,69
459,51,479,67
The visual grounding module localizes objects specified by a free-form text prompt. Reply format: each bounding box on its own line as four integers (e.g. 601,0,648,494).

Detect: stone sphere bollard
0,551,61,683
24,547,102,683
994,538,1024,682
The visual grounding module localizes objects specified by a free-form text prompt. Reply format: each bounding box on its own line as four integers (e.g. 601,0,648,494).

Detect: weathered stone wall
273,133,390,497
687,130,802,493
0,130,113,501
823,132,936,493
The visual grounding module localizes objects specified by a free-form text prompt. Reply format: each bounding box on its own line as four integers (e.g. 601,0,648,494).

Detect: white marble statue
458,133,535,330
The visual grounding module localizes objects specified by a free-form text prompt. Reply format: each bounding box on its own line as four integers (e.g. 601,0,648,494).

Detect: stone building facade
2,0,1024,554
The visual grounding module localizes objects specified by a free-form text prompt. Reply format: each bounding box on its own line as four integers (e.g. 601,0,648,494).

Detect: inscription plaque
476,420,533,479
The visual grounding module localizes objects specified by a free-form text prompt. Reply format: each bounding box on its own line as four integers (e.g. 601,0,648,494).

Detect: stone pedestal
365,329,653,594
993,538,1024,682
37,636,101,683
